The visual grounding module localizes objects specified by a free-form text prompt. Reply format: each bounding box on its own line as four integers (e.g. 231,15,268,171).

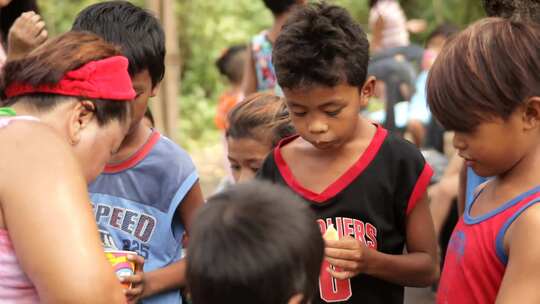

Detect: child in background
406,23,458,148
226,93,294,183
214,45,246,131
187,181,324,304
428,18,540,304
258,3,438,303
72,2,204,304
241,0,306,96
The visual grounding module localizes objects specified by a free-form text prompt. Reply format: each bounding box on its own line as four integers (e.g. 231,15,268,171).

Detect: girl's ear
522,96,540,131
67,100,96,145
359,76,376,108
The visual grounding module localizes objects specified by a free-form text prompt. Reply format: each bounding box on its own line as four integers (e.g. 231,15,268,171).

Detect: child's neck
109,122,153,163
484,142,540,208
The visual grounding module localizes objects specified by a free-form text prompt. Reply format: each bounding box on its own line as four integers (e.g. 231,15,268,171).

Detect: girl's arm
141,181,204,297
325,194,439,286
495,203,540,303
0,123,124,304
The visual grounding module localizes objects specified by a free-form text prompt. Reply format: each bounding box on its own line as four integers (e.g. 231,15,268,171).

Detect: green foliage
40,0,145,35
175,0,272,149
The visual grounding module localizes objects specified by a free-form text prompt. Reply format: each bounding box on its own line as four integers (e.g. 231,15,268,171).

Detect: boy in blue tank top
72,2,204,304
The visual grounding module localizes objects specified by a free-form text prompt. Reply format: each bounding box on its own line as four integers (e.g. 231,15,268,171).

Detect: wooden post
145,0,181,142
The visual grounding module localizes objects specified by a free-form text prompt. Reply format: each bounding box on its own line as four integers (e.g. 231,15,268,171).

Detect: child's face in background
227,136,271,183
453,109,532,178
129,69,157,134
283,82,370,150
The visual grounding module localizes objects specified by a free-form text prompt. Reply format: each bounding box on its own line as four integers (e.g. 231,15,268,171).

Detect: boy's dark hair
427,18,540,132
227,93,294,147
483,0,540,22
273,2,370,90
0,0,39,46
187,181,324,304
425,23,459,47
263,0,299,16
1,32,130,126
72,1,165,87
216,45,246,84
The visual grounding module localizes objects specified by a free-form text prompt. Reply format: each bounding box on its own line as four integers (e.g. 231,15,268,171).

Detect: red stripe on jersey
275,125,388,203
406,163,433,215
104,130,160,173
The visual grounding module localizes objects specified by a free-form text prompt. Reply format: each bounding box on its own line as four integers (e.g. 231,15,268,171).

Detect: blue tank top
89,130,198,304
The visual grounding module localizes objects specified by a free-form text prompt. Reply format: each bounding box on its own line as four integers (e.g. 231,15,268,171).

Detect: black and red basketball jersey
257,125,432,304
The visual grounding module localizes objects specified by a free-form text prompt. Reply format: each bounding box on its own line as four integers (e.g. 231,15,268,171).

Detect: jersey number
319,260,352,302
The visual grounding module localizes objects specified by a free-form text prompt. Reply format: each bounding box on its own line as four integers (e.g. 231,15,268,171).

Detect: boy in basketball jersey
257,3,438,303
72,2,204,304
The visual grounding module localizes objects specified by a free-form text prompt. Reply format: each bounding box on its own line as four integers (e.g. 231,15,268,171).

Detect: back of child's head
262,0,301,16
273,2,370,90
187,181,324,304
216,45,246,85
1,31,130,126
227,92,294,147
427,18,540,132
72,0,165,87
483,0,540,22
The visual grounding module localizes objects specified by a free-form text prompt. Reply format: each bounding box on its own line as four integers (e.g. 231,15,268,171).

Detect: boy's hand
324,237,373,280
7,11,48,60
122,254,145,304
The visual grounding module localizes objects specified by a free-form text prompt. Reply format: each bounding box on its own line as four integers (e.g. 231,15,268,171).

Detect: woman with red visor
0,31,135,303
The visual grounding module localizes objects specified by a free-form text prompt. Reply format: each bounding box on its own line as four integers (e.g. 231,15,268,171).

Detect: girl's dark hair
187,181,324,304
1,31,130,126
226,93,294,147
369,0,379,8
216,45,246,84
0,0,39,46
427,18,540,132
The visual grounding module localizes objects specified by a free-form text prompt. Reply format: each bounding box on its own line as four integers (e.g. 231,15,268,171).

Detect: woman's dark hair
1,31,130,126
216,45,246,84
0,0,39,46
427,18,540,132
72,1,165,88
273,2,370,90
187,181,324,304
226,93,294,147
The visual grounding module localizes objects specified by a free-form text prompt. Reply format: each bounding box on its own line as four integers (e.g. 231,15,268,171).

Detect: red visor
5,56,136,101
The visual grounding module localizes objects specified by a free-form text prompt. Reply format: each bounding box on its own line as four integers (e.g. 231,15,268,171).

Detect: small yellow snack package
323,224,339,241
